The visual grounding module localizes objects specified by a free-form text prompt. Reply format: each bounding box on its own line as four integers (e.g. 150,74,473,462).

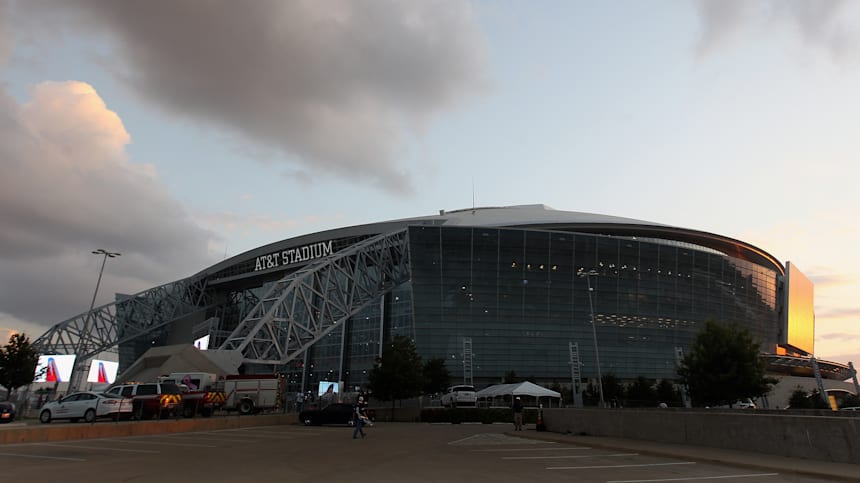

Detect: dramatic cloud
694,0,858,61
0,81,218,333
13,0,488,194
0,1,12,65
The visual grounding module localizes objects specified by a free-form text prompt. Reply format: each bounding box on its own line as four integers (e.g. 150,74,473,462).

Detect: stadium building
35,204,857,401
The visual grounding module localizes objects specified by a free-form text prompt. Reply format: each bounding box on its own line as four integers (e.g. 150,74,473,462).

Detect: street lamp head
92,249,121,258
577,269,599,278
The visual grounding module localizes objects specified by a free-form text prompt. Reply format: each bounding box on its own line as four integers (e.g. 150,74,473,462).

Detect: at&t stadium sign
253,240,334,271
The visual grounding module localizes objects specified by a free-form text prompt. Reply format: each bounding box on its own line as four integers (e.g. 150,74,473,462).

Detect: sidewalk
510,430,860,482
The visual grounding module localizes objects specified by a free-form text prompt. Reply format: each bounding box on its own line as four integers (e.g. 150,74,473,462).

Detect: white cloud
694,0,859,62
0,81,218,334
13,0,489,195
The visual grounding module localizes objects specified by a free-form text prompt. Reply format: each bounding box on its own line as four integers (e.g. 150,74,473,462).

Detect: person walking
352,396,368,439
512,396,524,431
295,391,304,412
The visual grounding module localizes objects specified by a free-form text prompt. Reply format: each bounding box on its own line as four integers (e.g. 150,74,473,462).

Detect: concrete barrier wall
0,413,297,445
544,408,860,464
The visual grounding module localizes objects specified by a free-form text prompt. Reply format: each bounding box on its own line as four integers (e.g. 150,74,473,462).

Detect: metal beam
33,277,213,360
219,229,410,366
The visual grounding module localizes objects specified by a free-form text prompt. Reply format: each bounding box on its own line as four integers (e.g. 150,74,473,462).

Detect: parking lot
0,422,842,482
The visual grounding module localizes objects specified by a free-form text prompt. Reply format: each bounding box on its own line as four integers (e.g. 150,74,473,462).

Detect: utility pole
578,269,604,407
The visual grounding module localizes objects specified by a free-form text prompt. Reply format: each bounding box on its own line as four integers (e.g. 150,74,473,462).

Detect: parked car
441,385,477,408
734,399,757,409
299,403,375,426
0,401,15,423
104,382,182,419
39,392,134,423
840,406,860,411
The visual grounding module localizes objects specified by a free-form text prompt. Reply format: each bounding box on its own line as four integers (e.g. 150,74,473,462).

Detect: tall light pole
87,249,121,320
578,269,604,408
70,249,120,392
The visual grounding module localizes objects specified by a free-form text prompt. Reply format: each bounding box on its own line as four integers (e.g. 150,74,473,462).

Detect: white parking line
218,428,292,434
111,438,217,448
505,453,638,460
0,452,86,462
216,430,300,438
206,429,307,439
161,434,260,443
608,473,779,482
448,433,556,445
33,443,159,453
548,461,696,470
472,446,591,452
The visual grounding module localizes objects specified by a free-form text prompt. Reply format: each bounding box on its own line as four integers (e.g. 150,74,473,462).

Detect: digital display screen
86,359,119,384
786,262,815,354
33,354,76,383
318,381,339,397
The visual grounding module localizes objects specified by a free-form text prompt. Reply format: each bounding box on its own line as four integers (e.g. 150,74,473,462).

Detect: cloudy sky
1,0,858,367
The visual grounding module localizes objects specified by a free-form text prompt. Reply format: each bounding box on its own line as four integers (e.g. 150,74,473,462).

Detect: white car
39,391,134,424
440,385,477,408
734,399,757,409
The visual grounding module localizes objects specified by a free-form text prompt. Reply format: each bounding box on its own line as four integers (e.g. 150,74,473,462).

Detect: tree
788,387,814,409
584,373,624,406
656,379,682,407
502,370,519,384
0,333,39,401
787,387,831,410
677,320,777,407
422,357,450,395
625,376,657,407
368,335,425,412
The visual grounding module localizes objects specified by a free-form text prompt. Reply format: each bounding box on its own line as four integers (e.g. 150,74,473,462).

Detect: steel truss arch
33,277,213,361
219,228,411,366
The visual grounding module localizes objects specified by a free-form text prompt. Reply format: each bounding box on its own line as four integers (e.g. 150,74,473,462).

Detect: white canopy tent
476,381,563,408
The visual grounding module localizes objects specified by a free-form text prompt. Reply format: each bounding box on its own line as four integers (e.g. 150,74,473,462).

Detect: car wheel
39,410,52,424
132,402,144,420
238,400,254,415
84,409,96,423
303,418,312,426
347,419,355,427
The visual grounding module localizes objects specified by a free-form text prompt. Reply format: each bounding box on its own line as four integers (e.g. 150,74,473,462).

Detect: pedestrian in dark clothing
512,396,524,431
353,396,368,439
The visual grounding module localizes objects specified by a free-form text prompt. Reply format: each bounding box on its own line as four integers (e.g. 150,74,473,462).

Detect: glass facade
118,222,782,393
404,225,779,385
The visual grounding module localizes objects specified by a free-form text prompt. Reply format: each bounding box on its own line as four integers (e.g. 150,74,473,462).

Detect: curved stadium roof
198,204,784,280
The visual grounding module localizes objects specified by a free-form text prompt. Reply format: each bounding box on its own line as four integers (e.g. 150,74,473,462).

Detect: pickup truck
440,385,477,408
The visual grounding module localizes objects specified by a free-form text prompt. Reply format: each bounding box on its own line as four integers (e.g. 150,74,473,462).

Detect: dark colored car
0,401,15,423
299,403,375,426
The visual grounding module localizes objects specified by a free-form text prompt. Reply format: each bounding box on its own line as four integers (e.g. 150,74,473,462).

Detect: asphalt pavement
515,429,860,482
1,419,857,482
